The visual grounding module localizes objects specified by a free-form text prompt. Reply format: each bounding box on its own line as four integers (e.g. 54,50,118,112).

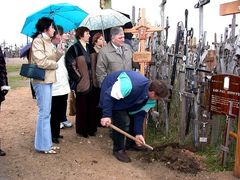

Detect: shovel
109,124,154,151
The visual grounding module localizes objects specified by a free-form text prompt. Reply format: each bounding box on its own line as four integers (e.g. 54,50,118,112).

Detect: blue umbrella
21,3,88,37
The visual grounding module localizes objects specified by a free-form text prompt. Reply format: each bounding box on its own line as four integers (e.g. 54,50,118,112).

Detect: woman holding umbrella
31,17,63,154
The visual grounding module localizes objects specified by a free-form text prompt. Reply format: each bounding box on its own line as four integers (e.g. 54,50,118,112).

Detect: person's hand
101,117,111,127
1,85,10,95
135,135,145,146
1,85,10,91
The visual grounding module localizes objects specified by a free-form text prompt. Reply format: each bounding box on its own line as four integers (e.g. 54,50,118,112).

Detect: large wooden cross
124,8,163,75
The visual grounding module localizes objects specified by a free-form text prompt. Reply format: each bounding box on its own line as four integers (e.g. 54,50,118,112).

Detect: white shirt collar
111,42,120,50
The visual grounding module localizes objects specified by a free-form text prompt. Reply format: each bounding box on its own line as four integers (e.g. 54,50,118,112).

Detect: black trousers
75,87,101,136
112,110,135,152
60,94,68,122
50,94,68,139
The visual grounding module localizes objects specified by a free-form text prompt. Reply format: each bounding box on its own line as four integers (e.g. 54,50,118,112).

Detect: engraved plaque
133,52,151,63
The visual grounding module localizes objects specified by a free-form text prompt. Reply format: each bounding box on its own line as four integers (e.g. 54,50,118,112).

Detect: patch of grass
8,76,29,89
197,145,234,172
6,65,21,73
6,64,29,89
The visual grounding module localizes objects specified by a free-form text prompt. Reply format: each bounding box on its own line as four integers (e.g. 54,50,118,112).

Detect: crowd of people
2,17,169,162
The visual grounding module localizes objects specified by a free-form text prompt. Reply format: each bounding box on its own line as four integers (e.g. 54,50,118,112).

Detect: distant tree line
1,40,23,58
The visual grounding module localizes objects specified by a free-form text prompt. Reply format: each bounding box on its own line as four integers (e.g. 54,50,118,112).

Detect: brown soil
138,143,205,175
0,58,237,180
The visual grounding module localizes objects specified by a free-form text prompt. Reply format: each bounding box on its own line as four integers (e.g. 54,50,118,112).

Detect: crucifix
124,8,163,75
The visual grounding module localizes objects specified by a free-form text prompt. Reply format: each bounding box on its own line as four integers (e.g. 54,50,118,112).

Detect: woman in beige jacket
31,17,63,154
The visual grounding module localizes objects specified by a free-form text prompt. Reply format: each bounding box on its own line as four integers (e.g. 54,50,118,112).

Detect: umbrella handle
109,124,154,150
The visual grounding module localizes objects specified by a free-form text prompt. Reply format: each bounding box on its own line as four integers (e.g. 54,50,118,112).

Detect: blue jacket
99,71,155,135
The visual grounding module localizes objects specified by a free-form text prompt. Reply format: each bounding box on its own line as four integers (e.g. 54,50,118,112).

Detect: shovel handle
109,124,153,151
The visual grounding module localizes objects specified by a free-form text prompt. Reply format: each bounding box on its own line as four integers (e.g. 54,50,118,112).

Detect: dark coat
0,47,8,105
65,41,98,93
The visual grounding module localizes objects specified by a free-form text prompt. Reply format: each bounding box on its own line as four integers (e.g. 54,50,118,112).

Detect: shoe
88,132,96,136
51,146,60,150
58,135,63,139
0,149,6,156
126,144,148,151
52,138,59,144
113,150,131,163
44,149,57,154
62,120,73,128
77,133,88,138
60,123,64,129
82,134,89,138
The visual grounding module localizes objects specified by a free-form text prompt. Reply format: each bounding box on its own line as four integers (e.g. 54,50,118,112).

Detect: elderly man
99,71,169,163
96,26,137,86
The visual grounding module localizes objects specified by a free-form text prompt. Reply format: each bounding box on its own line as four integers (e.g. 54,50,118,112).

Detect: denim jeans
32,83,53,151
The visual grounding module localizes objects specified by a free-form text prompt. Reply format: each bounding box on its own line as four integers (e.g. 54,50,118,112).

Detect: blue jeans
32,83,53,151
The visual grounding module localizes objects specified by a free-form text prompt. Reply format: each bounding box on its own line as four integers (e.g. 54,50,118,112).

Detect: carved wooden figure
124,8,163,75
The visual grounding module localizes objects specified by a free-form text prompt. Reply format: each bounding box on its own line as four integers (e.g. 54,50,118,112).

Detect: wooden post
100,0,112,9
233,107,240,177
124,8,163,138
229,106,240,178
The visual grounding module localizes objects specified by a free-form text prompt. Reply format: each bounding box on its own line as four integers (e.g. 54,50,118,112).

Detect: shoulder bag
19,40,45,80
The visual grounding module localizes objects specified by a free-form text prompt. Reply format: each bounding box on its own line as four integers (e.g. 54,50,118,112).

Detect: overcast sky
0,0,237,47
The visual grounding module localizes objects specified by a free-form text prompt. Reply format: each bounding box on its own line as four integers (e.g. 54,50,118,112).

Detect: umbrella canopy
21,3,88,37
20,43,32,58
80,9,131,31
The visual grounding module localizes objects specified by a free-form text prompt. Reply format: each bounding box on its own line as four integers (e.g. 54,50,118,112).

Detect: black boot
0,149,6,156
52,138,59,144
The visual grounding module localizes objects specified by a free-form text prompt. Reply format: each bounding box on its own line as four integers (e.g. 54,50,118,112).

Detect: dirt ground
0,58,238,180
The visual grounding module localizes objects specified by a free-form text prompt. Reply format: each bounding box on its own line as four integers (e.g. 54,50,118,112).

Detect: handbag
19,39,45,80
20,64,45,80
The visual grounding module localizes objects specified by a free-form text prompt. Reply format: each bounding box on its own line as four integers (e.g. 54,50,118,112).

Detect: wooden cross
220,0,240,16
124,8,163,75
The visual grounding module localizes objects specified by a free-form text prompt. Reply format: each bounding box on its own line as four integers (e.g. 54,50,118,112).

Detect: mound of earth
138,143,205,175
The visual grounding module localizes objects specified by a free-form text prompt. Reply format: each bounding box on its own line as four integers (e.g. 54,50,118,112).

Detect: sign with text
133,52,151,63
209,74,240,117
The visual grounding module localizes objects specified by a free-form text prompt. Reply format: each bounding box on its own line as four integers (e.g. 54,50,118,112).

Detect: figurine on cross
124,8,163,75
